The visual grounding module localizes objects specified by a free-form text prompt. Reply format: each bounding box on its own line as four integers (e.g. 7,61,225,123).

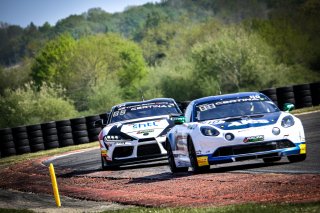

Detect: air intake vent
138,137,156,143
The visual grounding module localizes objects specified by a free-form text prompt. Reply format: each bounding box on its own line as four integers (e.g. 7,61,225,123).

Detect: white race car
166,92,306,173
96,98,182,169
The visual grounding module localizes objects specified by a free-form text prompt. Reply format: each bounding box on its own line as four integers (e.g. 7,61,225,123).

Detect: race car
96,98,182,169
166,92,307,173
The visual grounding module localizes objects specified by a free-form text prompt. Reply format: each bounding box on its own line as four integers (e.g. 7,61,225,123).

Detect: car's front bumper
196,141,306,166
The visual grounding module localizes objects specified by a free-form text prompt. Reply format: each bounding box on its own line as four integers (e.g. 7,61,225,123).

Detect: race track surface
0,111,319,207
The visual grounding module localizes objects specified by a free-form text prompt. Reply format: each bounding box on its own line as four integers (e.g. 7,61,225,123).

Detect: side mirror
283,103,295,112
170,114,185,125
93,119,105,128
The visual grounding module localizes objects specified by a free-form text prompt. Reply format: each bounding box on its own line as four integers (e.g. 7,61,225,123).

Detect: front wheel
187,138,210,173
166,142,188,173
101,156,118,170
288,154,306,163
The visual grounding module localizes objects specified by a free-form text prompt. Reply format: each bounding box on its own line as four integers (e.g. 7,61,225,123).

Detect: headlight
281,115,295,128
200,126,219,136
103,135,122,142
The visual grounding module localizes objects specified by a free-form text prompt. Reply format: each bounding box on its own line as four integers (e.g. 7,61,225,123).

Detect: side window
184,102,194,123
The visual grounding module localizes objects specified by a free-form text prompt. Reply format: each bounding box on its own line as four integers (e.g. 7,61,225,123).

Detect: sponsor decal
243,135,264,143
187,124,197,129
228,119,269,127
101,150,107,156
115,141,127,145
299,144,306,154
197,156,209,166
133,121,159,129
137,129,154,134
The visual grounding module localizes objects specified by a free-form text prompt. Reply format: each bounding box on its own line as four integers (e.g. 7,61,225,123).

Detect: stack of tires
42,122,59,149
56,119,74,147
310,82,320,106
85,115,101,142
71,118,89,144
99,112,109,124
293,84,313,109
12,126,30,154
178,101,191,113
276,86,295,110
259,88,278,106
27,124,45,152
0,128,16,157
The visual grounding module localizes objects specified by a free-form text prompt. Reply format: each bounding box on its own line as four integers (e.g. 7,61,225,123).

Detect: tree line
0,0,319,128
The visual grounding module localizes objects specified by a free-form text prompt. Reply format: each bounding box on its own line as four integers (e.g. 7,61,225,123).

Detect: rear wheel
263,157,281,163
188,138,210,173
166,141,188,173
288,154,306,163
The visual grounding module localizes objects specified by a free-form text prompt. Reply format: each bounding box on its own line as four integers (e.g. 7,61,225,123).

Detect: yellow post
49,163,61,207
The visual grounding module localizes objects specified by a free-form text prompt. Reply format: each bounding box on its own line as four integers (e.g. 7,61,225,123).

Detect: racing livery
97,98,182,169
166,92,306,173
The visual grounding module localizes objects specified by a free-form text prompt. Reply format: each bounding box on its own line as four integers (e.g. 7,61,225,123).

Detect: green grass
1,202,319,213
104,202,320,213
0,141,99,167
292,105,320,114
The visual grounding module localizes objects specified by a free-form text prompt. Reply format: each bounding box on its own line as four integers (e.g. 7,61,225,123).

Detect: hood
105,117,173,139
203,112,281,130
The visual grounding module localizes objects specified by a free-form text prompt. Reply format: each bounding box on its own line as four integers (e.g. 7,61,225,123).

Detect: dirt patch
0,156,319,209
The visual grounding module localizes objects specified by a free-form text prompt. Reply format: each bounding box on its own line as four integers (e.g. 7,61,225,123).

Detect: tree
31,33,76,86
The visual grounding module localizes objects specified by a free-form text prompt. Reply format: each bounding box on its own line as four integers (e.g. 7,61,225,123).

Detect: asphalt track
46,111,320,176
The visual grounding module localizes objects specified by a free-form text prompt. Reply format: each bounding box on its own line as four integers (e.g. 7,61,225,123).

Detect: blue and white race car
166,92,306,173
96,98,182,169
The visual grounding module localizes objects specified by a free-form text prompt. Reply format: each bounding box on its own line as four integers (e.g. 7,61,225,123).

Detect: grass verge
0,141,99,167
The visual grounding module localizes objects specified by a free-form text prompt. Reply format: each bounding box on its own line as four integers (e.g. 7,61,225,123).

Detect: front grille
138,137,156,143
212,140,295,157
137,143,161,157
113,146,134,158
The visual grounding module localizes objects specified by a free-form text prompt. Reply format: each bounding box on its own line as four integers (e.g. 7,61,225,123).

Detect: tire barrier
276,86,295,110
0,128,16,157
1,82,319,158
27,124,45,152
178,101,191,113
70,117,89,145
293,84,313,109
310,82,320,106
12,126,31,155
85,115,101,142
56,119,74,147
99,112,109,124
42,122,59,150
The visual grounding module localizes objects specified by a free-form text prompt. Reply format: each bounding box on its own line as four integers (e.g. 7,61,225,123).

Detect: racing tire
187,138,210,173
1,147,16,157
57,126,72,133
30,144,45,152
166,141,188,173
59,139,74,147
288,154,306,163
263,157,281,163
28,130,43,138
27,124,41,132
16,145,31,154
70,117,86,125
101,156,118,170
44,141,59,149
41,122,56,129
56,119,71,127
43,128,57,135
74,136,89,144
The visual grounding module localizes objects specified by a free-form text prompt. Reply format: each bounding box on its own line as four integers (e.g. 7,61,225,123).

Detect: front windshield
195,96,279,121
110,101,179,123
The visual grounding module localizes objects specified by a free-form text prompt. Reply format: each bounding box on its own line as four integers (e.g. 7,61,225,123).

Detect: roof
193,92,264,105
